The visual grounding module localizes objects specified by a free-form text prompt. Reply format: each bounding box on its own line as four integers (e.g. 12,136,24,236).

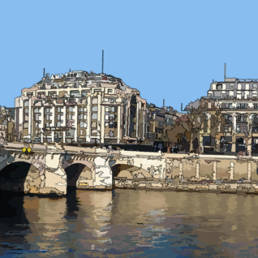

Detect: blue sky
1,0,258,109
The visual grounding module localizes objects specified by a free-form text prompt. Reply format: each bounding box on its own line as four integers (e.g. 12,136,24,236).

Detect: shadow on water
0,191,28,224
65,187,80,219
0,191,30,255
64,163,86,219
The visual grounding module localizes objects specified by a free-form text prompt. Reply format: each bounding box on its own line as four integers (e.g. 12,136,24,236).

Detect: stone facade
15,70,147,145
187,77,258,155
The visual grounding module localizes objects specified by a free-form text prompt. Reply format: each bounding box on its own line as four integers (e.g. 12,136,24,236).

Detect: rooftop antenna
102,49,104,74
224,63,227,80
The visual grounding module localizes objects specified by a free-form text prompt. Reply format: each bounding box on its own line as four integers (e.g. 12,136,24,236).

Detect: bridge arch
64,161,94,190
111,163,152,180
0,161,42,194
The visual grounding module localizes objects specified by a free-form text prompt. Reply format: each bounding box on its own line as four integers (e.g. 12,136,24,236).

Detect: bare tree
166,98,224,153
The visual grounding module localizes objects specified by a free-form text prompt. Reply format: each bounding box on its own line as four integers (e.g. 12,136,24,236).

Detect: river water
0,189,258,257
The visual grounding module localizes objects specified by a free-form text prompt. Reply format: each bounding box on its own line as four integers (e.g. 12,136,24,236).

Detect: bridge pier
43,153,67,195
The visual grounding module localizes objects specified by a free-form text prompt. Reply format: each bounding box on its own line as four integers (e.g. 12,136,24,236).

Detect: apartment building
200,77,258,154
146,103,176,149
0,106,15,143
15,70,147,144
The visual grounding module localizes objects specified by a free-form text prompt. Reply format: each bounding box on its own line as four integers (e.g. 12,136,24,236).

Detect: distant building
146,103,177,150
15,70,147,144
0,106,15,143
188,77,258,154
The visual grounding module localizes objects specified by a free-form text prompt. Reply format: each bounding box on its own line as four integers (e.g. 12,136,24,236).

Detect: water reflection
0,190,258,256
0,191,30,256
65,188,80,219
74,191,113,253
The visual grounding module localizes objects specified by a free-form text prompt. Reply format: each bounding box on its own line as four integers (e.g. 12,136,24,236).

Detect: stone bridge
1,143,258,196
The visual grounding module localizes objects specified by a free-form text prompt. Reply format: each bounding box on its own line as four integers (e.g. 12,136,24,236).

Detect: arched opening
0,162,40,194
65,163,93,191
111,164,152,188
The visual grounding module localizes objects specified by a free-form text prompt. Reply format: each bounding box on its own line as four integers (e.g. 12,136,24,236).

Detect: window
92,98,98,104
216,84,222,90
92,113,97,119
48,91,57,96
27,92,33,97
108,89,113,94
237,114,247,123
92,106,98,112
70,90,80,97
45,108,51,113
79,114,86,119
221,103,232,109
80,121,87,128
35,114,40,120
236,103,248,109
68,114,74,120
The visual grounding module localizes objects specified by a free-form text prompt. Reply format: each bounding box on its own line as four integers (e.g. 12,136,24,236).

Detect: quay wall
114,153,258,194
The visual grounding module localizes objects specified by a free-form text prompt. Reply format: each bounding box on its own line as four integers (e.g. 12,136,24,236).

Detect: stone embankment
114,178,258,194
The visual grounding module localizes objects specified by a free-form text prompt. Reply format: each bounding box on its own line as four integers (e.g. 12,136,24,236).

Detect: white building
15,70,147,144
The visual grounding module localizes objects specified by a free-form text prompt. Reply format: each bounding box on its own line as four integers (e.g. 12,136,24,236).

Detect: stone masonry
1,143,258,196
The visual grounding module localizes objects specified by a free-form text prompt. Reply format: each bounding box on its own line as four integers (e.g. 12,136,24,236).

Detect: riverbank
114,178,258,194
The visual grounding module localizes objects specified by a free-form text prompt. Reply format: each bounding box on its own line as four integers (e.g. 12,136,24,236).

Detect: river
0,189,258,257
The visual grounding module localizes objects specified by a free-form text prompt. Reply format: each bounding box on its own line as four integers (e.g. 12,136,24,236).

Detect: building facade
0,106,15,144
146,104,176,150
198,77,258,155
15,70,147,144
